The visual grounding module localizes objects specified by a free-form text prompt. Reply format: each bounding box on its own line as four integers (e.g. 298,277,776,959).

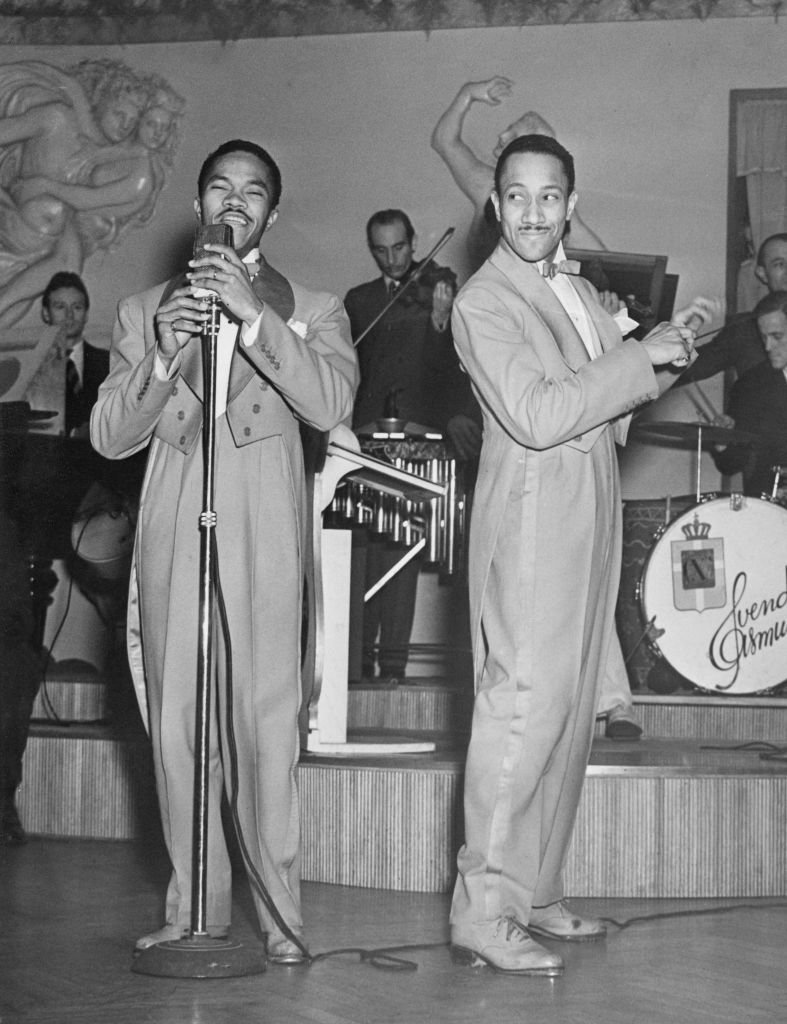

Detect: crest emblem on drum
670,514,726,611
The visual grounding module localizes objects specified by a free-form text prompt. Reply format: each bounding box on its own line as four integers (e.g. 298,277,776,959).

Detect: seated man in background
679,233,787,388
39,273,143,711
712,291,787,498
41,271,108,437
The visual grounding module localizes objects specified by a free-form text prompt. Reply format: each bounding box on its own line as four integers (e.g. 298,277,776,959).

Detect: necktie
388,281,400,299
542,259,581,280
245,261,260,279
66,352,80,396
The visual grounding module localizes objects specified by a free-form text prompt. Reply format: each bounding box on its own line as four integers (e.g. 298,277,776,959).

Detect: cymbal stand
695,423,703,504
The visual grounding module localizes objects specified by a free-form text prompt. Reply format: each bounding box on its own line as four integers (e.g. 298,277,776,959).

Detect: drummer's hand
445,414,482,461
640,321,696,367
711,412,735,451
672,295,724,332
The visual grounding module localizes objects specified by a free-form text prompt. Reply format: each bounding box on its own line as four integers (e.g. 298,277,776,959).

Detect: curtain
736,99,787,302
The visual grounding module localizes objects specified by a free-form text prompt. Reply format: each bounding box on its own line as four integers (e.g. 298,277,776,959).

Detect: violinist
345,208,481,685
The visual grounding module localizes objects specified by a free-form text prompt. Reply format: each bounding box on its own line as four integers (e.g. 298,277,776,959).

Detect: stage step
31,665,108,723
299,736,787,898
349,683,787,743
19,702,787,898
19,723,157,841
31,670,787,743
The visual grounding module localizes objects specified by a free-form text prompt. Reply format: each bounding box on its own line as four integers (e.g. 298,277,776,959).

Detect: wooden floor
2,836,786,1024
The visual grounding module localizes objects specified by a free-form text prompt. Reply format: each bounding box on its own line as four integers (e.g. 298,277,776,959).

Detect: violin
397,261,458,311
353,227,456,347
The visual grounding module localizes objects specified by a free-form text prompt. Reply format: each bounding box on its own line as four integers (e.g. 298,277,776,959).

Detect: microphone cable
210,530,434,971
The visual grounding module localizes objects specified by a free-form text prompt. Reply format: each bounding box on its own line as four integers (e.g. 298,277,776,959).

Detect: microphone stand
133,293,265,979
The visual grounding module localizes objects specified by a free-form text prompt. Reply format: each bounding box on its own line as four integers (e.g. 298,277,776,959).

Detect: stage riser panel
20,732,787,898
29,679,787,743
31,679,107,723
300,769,787,898
568,776,787,898
349,689,787,744
630,700,787,742
299,764,461,893
19,733,157,841
348,685,471,736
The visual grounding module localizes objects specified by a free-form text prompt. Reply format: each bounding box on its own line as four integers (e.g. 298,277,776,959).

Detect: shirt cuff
154,350,180,380
241,307,265,347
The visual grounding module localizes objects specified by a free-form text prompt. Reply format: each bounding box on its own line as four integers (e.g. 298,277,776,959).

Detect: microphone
192,224,233,427
192,223,233,301
193,222,233,259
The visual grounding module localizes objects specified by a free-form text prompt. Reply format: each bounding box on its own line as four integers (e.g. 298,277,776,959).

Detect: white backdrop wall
3,16,786,500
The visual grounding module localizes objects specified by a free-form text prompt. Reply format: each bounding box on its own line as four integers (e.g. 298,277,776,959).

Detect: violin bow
353,226,455,348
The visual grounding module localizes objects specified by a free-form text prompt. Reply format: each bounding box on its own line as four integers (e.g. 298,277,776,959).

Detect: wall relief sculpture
0,59,184,326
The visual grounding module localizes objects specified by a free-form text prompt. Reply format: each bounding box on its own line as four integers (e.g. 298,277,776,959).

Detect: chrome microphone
192,223,233,303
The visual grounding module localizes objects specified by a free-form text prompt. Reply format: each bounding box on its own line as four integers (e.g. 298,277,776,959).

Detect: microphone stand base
132,934,267,979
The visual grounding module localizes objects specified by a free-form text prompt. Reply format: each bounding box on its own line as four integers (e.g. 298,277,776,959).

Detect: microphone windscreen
193,223,233,260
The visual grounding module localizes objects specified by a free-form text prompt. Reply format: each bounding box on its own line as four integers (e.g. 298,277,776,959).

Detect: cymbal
631,420,758,447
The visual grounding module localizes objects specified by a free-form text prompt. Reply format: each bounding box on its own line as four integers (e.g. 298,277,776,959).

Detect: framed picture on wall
565,248,669,337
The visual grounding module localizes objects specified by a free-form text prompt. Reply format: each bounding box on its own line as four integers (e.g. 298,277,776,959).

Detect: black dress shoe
1,796,27,845
604,702,643,741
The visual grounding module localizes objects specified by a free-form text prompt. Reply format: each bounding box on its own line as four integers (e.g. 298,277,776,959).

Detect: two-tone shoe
528,901,606,942
450,915,564,976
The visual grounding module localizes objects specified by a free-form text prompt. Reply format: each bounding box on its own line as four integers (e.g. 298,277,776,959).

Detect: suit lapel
489,243,590,371
227,258,297,400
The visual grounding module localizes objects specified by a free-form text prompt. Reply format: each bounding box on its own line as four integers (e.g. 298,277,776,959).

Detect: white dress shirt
536,242,597,360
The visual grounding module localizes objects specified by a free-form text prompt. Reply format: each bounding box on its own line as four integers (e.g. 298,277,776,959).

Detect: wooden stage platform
19,675,787,899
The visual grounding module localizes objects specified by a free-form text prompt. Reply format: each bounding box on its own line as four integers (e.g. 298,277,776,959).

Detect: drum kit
624,418,787,696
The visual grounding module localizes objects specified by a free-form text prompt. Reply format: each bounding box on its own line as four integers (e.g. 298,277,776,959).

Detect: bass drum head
641,496,787,695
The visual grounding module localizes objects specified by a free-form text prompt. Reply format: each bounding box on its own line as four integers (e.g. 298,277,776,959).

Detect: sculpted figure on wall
0,59,185,327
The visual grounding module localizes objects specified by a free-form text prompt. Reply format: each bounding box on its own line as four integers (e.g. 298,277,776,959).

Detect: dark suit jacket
66,341,109,437
712,360,787,496
678,312,764,386
344,262,479,438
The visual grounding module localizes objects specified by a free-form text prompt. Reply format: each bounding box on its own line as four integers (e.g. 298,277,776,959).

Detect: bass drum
640,495,787,695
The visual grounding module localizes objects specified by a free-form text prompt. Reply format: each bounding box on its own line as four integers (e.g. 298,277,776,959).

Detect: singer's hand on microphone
188,243,263,327
155,285,209,372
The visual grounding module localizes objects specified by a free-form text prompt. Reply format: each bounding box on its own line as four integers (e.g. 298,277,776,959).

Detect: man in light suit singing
449,133,714,976
91,139,357,964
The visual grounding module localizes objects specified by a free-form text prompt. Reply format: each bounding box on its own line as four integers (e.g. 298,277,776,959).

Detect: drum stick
687,382,719,423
